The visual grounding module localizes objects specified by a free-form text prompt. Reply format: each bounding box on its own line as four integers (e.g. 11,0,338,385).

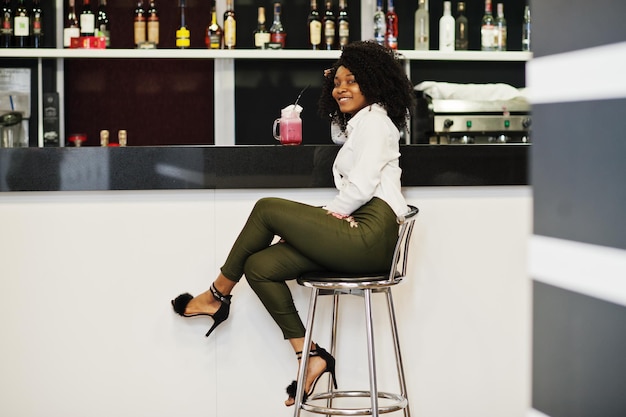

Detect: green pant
220,197,399,339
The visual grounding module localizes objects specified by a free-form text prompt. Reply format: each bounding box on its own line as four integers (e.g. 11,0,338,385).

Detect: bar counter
0,144,528,192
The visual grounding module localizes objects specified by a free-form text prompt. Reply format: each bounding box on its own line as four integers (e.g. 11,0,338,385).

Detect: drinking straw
294,84,310,107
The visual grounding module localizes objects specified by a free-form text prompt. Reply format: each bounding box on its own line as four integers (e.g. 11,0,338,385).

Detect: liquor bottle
206,6,222,49
480,0,495,51
63,0,80,47
373,0,385,46
337,0,348,49
13,0,30,47
147,0,159,46
134,0,146,47
80,0,95,37
414,0,428,50
223,0,236,49
269,2,286,48
1,0,13,48
385,0,398,50
175,0,190,48
495,3,506,51
307,0,321,50
97,0,110,47
439,1,454,51
522,5,531,51
31,0,42,48
322,0,335,50
253,6,270,49
455,1,468,50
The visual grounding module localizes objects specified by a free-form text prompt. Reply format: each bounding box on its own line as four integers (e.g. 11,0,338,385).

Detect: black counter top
0,145,529,192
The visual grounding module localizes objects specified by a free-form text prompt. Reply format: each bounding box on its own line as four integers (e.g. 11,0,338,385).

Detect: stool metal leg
386,289,411,417
294,287,320,417
364,289,380,417
325,292,340,415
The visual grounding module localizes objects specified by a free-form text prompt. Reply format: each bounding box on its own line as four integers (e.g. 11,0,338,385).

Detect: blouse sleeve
324,114,399,215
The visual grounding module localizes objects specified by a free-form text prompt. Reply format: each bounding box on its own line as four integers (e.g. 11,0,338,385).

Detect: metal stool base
303,390,408,416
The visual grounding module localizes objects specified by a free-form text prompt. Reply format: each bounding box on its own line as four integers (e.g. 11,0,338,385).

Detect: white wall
0,186,531,417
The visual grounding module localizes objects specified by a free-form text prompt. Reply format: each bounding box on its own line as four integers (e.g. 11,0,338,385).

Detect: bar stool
293,205,419,417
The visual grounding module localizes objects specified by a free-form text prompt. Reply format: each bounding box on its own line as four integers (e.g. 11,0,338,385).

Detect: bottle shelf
0,48,532,61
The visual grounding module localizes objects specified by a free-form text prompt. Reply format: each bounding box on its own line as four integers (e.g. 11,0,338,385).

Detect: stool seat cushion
298,270,400,284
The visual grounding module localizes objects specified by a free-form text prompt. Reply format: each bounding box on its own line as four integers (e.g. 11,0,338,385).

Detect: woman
171,40,416,407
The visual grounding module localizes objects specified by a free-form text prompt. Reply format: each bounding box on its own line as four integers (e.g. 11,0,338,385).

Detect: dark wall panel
532,0,626,58
533,282,626,417
531,98,626,250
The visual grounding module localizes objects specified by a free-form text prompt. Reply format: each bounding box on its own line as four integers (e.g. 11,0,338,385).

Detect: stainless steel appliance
412,85,532,145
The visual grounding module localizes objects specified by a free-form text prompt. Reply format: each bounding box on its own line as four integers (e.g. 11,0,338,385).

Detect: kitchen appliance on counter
411,82,531,145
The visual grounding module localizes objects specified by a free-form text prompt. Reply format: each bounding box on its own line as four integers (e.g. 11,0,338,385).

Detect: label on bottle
1,17,11,31
309,20,321,46
339,21,349,38
209,32,221,49
496,27,507,50
224,17,236,48
33,13,41,35
14,16,29,37
176,27,190,48
481,24,495,49
324,21,335,45
134,20,146,44
80,14,95,35
254,32,270,48
147,20,159,44
270,32,286,48
64,27,80,47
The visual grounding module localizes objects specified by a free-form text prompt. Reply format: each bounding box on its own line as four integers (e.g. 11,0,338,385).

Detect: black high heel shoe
285,344,337,407
171,283,232,337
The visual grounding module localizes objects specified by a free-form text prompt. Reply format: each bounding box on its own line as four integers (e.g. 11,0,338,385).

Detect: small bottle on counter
118,130,127,147
100,129,109,146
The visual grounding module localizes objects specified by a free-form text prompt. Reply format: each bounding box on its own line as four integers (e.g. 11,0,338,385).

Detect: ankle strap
210,283,232,305
295,344,320,360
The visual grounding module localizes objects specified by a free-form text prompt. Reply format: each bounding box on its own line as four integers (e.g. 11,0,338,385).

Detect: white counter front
0,186,531,417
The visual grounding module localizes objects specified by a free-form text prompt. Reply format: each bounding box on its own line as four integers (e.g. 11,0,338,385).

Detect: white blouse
324,103,408,217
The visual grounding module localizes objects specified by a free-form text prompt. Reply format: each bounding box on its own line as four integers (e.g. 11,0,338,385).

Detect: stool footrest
302,390,408,416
